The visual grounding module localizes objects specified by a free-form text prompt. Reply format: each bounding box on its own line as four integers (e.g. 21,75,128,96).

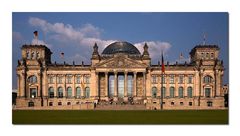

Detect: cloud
13,31,23,42
28,17,172,63
134,41,172,61
79,23,103,38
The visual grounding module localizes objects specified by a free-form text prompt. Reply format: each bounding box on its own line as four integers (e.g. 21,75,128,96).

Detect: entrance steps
95,104,146,110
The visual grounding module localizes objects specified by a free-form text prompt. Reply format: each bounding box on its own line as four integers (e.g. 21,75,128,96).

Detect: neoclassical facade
16,41,226,109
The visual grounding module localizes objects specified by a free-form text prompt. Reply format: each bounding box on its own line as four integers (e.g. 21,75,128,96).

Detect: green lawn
12,110,228,124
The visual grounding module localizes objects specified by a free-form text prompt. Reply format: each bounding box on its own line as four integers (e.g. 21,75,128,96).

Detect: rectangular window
207,101,213,107
188,75,193,84
85,76,90,84
57,76,62,84
169,75,174,84
189,102,193,106
30,88,37,98
180,102,184,105
179,75,184,84
48,76,54,84
205,88,211,98
76,75,81,84
66,75,72,84
152,75,157,84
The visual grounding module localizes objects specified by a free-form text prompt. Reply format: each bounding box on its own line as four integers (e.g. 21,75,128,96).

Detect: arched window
85,87,90,98
48,87,54,98
161,87,166,98
67,87,72,98
28,75,37,83
204,75,213,84
205,88,211,98
36,52,40,59
178,87,184,98
58,87,63,98
187,87,193,98
26,51,30,59
170,87,175,98
31,52,35,59
76,87,81,98
152,87,157,98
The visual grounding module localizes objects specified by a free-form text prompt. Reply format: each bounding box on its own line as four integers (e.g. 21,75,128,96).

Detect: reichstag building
16,41,226,109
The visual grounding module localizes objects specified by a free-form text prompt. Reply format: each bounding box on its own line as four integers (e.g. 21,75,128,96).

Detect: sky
12,12,229,89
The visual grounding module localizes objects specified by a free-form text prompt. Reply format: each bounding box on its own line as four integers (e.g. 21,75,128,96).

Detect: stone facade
16,41,226,110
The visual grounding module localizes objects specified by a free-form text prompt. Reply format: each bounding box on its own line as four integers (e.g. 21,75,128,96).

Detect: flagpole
161,72,163,110
160,51,164,110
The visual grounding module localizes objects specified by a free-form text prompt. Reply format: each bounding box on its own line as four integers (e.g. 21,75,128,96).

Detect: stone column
114,72,118,97
21,72,27,98
198,72,202,106
166,75,170,97
133,72,137,97
96,72,99,98
63,75,66,97
81,75,84,97
73,74,76,98
17,74,21,97
124,72,128,97
175,75,178,97
157,75,160,97
143,72,146,97
184,75,187,97
38,73,41,97
105,72,108,98
55,75,57,97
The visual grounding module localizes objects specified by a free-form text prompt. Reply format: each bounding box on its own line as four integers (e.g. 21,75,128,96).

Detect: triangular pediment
96,56,147,68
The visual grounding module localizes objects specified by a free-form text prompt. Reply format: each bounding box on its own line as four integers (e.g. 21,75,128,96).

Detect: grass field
12,110,228,124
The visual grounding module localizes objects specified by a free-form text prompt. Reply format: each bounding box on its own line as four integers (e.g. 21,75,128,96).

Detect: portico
97,71,146,101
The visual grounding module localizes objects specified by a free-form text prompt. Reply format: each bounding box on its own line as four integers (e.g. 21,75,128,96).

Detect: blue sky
12,12,229,89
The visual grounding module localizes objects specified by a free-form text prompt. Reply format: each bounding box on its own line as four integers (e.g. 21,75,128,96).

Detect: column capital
124,71,128,75
133,72,137,75
114,71,118,75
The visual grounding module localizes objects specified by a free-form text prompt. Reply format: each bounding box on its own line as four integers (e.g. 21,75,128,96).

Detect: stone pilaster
143,72,146,97
96,72,99,97
124,71,128,97
105,72,108,97
55,75,57,97
133,72,137,97
73,74,76,97
63,74,66,97
114,72,118,97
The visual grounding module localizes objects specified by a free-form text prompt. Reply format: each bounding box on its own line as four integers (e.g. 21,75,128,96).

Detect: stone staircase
95,103,146,110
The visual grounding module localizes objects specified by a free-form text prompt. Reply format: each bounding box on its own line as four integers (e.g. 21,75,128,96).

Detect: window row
200,52,214,59
151,86,193,98
152,75,213,84
48,87,90,98
26,51,40,59
151,75,193,84
48,75,90,84
151,87,212,98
